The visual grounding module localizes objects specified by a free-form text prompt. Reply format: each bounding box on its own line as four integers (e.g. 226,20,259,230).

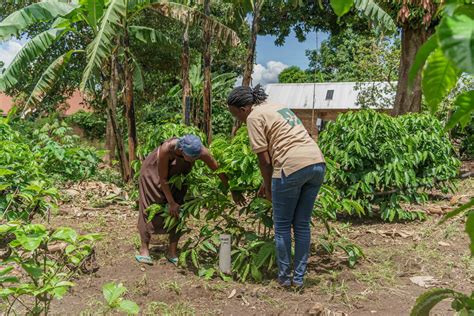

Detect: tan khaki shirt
247,102,325,178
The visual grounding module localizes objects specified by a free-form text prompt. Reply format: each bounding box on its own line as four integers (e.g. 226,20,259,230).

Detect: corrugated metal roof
265,82,395,110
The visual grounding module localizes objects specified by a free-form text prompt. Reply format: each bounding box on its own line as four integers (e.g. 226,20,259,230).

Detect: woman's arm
200,147,229,186
158,143,180,217
257,151,273,201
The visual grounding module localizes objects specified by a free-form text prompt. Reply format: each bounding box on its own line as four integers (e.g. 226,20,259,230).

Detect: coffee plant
66,110,106,140
29,121,103,181
140,124,365,282
146,204,187,233
0,223,102,315
452,116,474,160
1,118,103,221
211,128,262,191
0,118,58,221
0,117,105,315
320,110,460,221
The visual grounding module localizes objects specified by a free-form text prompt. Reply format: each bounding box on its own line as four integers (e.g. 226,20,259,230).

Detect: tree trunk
242,1,260,87
232,0,260,136
105,114,116,165
110,54,131,182
182,21,192,126
392,24,434,116
202,0,212,143
123,29,138,175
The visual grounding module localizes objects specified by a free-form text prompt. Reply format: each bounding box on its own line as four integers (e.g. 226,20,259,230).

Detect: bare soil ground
44,177,474,316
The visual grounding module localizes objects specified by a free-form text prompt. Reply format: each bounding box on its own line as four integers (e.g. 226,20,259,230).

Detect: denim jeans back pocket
311,163,326,185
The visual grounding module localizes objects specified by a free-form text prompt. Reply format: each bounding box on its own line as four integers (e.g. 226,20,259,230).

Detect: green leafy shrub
29,121,103,181
320,110,460,221
0,223,102,315
452,116,474,160
66,110,106,140
146,204,187,232
1,118,102,220
0,118,58,221
210,127,261,191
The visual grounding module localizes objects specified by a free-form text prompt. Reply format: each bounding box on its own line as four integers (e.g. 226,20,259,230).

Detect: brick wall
0,91,90,116
292,109,349,140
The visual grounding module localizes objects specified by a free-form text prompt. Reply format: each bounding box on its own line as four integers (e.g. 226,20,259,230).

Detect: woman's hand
169,202,180,218
231,191,245,206
265,188,272,202
258,184,266,198
256,151,273,203
258,184,272,202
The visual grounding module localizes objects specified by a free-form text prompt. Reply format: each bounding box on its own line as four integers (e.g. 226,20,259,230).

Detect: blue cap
178,134,202,158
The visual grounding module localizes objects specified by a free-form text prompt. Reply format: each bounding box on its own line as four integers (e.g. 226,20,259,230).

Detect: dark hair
227,84,268,108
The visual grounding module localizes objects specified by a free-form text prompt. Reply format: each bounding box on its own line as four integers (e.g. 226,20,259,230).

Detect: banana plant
0,0,240,181
0,0,172,111
0,0,240,110
168,61,237,127
77,0,239,168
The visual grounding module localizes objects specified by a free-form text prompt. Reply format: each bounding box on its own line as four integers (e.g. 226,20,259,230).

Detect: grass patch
145,301,195,316
353,259,396,290
159,281,182,295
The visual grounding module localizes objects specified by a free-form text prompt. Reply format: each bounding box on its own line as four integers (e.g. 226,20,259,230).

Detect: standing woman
136,135,241,265
227,85,325,287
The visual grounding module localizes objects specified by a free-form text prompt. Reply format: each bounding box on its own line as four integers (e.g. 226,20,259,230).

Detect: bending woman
136,135,241,265
227,85,326,287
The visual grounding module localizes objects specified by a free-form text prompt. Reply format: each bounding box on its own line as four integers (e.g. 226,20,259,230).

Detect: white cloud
235,60,288,87
0,39,24,69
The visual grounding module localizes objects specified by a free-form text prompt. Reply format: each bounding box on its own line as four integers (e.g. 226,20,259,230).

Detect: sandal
166,256,178,266
135,255,153,265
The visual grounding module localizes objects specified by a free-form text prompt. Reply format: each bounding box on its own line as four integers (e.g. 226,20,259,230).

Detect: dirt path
49,179,473,315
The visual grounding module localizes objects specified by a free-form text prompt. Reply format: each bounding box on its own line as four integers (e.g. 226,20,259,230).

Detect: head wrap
227,84,268,108
177,134,202,158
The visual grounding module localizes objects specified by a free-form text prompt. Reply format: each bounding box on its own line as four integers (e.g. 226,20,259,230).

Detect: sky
238,31,328,86
257,31,323,68
0,39,24,69
0,30,327,87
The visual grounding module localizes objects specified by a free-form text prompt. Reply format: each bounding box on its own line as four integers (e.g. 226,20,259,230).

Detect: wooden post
312,111,319,141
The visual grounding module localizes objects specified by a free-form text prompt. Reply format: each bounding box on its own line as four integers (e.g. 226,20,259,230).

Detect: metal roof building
264,82,395,139
265,82,395,110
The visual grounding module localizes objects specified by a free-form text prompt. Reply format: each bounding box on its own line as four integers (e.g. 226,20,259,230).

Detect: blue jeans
272,163,326,286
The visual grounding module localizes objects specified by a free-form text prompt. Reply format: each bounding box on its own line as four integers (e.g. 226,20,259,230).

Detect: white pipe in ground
219,234,231,274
